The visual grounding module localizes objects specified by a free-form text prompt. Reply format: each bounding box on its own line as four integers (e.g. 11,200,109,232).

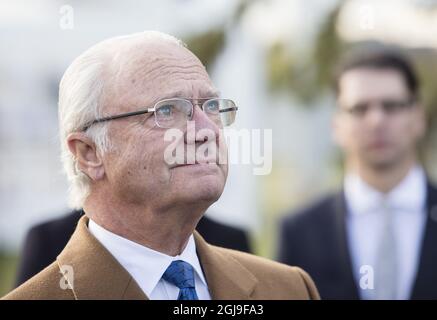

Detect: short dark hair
334,49,419,100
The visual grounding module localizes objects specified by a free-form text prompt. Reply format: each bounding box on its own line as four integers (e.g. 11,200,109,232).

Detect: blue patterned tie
162,260,199,300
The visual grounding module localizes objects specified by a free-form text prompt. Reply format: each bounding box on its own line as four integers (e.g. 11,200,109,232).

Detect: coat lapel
331,192,360,299
410,182,437,299
56,216,258,300
194,231,258,299
56,216,147,300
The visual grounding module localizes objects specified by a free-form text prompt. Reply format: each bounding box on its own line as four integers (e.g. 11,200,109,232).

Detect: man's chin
185,180,224,203
365,155,400,171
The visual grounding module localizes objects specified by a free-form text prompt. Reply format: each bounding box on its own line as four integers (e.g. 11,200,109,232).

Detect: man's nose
365,104,387,127
187,105,220,143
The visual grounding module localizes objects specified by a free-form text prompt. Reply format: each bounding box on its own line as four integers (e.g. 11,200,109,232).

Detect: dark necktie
162,260,199,300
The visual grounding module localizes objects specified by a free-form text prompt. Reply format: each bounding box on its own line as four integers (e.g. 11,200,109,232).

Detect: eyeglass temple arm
219,106,238,113
82,109,153,131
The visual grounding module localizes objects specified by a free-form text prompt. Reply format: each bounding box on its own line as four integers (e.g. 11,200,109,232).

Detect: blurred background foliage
187,0,437,175
0,253,18,296
185,29,226,69
189,0,437,258
182,0,437,258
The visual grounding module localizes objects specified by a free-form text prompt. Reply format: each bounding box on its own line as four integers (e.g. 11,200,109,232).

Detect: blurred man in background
14,209,252,287
278,49,437,299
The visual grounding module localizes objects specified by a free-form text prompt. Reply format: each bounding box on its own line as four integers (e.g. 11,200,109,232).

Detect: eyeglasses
341,98,415,118
82,98,238,131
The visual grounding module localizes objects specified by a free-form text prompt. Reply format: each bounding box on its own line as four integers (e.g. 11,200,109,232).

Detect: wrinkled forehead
103,41,218,112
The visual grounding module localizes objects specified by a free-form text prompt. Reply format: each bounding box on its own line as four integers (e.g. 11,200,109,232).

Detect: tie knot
162,260,196,289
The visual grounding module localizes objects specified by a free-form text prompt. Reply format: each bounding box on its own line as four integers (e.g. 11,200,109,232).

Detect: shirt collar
87,219,207,297
344,165,426,215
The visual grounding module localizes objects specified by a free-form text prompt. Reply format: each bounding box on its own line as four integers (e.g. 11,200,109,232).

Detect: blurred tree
266,2,345,105
183,28,225,69
312,5,345,92
182,0,254,70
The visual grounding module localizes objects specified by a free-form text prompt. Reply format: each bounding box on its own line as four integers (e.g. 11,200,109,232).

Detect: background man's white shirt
344,165,427,300
88,219,211,300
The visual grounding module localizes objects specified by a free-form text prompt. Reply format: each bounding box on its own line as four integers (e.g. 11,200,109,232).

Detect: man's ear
67,132,105,180
413,103,427,140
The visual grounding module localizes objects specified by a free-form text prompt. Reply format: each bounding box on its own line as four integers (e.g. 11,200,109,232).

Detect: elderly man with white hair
3,31,319,300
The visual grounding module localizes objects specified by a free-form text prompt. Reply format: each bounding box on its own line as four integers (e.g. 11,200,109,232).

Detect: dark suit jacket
278,182,437,300
15,210,251,287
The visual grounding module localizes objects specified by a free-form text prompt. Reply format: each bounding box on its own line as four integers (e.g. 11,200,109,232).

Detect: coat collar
57,215,258,300
194,230,258,299
57,215,146,300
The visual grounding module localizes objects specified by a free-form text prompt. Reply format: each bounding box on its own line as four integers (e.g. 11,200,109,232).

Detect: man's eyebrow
201,89,221,98
158,90,221,100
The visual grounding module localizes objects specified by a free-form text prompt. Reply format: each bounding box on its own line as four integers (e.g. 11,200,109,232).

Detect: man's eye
349,104,367,116
205,101,219,113
157,105,174,117
382,101,405,113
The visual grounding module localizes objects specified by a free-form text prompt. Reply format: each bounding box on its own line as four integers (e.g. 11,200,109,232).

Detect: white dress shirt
344,165,427,300
88,219,211,300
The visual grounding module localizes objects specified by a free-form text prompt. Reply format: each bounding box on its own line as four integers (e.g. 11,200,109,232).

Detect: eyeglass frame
81,97,238,131
339,97,416,118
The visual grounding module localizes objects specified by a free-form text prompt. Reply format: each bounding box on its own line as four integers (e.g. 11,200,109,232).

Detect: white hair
59,31,185,209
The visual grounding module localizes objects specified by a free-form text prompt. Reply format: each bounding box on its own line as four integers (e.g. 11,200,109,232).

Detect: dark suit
15,210,251,287
278,182,437,299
